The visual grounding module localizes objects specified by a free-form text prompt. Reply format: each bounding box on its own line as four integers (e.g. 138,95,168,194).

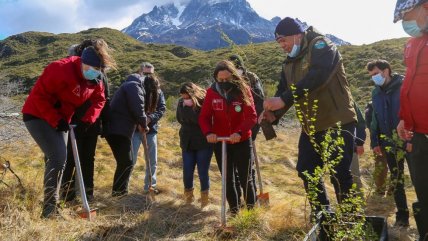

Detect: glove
74,120,91,135
56,119,69,132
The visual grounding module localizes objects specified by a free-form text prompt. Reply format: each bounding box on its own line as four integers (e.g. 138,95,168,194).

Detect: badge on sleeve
314,40,327,49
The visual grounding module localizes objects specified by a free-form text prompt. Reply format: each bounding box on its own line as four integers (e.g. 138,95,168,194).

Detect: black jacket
176,99,211,151
107,74,147,139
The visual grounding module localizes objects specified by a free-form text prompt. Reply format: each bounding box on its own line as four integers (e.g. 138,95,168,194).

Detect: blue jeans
132,132,157,191
182,147,213,191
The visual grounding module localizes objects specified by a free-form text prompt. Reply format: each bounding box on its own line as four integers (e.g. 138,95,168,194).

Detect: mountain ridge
122,0,350,50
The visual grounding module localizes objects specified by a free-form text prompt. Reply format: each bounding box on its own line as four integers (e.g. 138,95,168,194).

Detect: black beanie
229,54,245,70
81,46,102,67
274,17,305,39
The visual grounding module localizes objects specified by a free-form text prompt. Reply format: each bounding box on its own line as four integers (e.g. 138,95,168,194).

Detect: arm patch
314,40,327,49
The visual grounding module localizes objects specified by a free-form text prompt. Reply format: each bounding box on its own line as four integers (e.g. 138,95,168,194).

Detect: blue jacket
370,74,403,148
107,74,147,139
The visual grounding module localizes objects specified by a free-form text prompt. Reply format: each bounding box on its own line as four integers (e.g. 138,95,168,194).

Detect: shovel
214,136,235,237
140,129,156,202
69,125,97,220
251,140,269,206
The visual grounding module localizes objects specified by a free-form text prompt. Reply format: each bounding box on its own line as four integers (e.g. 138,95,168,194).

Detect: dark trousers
24,119,68,216
235,137,258,204
215,139,256,213
410,133,428,240
296,123,355,211
61,132,98,201
382,146,409,219
106,134,134,195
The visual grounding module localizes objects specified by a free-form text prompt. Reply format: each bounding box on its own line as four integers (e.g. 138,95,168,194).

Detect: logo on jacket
232,101,242,113
72,85,81,97
212,99,223,111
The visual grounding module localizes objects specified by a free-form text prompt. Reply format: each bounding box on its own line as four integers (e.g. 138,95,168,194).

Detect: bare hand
138,125,149,133
263,97,285,111
406,143,413,153
206,133,217,143
373,146,382,156
259,110,276,124
356,146,364,156
229,133,241,144
397,120,413,141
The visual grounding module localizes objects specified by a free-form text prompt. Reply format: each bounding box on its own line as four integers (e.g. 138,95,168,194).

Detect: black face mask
218,82,235,91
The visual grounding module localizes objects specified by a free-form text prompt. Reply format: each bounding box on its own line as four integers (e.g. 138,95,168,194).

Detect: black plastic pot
303,213,388,241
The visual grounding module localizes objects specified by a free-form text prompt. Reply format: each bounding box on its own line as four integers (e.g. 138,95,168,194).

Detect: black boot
413,202,428,241
394,210,410,227
40,204,59,219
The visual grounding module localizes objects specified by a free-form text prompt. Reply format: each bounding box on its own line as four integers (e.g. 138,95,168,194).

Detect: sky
0,0,407,45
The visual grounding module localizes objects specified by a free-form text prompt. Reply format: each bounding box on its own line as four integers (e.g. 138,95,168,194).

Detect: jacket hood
125,73,144,84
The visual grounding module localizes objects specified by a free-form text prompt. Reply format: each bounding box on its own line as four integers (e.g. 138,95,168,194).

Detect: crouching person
22,42,115,218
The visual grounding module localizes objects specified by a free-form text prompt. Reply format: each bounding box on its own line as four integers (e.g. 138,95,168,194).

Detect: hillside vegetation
0,28,408,105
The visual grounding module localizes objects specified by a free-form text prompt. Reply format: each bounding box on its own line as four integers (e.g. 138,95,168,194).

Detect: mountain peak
122,0,350,50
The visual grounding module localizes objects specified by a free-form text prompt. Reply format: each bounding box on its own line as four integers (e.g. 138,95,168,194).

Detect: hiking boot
112,190,128,197
394,211,410,228
184,188,194,204
86,194,95,203
201,190,209,208
144,187,160,195
40,204,59,219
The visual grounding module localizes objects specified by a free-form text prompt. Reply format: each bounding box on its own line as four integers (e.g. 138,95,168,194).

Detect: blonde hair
179,82,206,109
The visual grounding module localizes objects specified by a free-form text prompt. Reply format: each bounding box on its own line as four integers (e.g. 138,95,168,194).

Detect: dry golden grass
0,118,419,241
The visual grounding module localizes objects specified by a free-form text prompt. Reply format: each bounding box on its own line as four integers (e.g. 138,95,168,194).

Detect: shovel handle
252,141,264,194
216,136,230,226
69,125,92,221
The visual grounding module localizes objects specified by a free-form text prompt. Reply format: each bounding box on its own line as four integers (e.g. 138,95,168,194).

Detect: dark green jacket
275,26,356,132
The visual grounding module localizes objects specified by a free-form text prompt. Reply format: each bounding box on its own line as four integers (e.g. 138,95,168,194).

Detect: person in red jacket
394,0,428,239
22,40,116,218
199,60,257,214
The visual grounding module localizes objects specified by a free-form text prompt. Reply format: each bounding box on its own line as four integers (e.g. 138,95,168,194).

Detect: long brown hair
213,60,252,105
75,38,117,71
144,74,161,113
179,82,206,110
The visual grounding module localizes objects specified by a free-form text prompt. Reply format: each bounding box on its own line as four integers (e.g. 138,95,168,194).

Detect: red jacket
399,34,428,134
22,56,105,128
199,85,257,142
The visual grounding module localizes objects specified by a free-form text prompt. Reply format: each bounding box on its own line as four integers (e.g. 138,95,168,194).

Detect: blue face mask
402,20,423,37
288,36,301,58
288,44,301,58
372,73,386,86
83,67,101,81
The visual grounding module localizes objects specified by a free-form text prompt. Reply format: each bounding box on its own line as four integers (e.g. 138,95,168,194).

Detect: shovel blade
257,192,270,207
77,208,97,220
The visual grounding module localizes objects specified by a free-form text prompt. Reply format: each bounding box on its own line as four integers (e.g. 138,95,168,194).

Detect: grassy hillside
0,28,408,106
